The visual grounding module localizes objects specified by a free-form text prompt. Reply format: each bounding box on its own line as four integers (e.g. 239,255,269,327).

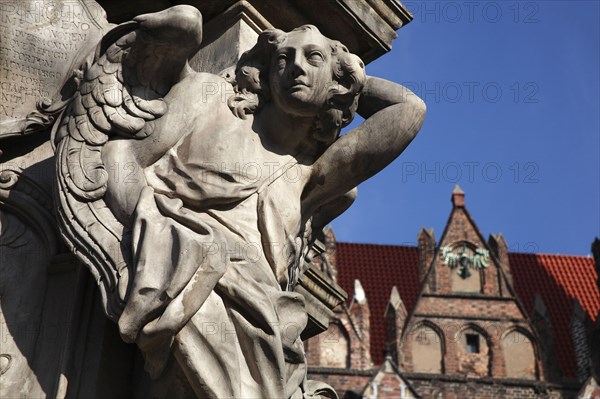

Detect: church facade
306,187,600,399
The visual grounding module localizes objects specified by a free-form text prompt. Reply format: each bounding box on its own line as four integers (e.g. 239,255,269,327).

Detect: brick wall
414,296,524,319
407,375,579,399
401,317,539,378
305,291,373,395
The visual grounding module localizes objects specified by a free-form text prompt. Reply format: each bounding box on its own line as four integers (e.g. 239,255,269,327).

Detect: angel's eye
307,51,324,64
276,53,287,68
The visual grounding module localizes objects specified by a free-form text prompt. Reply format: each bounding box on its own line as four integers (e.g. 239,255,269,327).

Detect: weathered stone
0,2,421,397
0,0,108,139
96,0,413,63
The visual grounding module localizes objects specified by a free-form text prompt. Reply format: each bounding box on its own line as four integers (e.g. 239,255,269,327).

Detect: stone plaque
0,0,108,137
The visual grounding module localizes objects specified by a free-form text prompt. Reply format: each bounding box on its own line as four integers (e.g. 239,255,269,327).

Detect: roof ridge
337,241,418,249
339,242,594,260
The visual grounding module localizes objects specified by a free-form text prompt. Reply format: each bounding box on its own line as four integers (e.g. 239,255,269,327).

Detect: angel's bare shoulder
165,72,238,121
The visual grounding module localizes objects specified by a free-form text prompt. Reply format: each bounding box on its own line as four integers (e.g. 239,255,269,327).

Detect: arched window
456,325,491,377
502,329,537,379
319,322,349,368
411,323,444,373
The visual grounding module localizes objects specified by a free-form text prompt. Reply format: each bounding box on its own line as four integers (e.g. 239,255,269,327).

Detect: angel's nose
290,53,307,78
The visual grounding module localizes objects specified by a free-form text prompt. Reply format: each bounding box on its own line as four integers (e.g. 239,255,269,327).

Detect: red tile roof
335,243,599,378
509,253,599,379
336,243,421,365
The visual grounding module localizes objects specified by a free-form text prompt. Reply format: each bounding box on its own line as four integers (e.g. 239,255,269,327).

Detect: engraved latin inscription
0,1,106,128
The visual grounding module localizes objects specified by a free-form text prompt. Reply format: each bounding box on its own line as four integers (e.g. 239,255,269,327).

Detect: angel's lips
287,81,310,91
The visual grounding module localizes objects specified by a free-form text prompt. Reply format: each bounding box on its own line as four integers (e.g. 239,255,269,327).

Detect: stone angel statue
50,5,425,398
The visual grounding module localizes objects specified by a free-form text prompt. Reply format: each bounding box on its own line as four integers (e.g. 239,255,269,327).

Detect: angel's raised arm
302,77,426,216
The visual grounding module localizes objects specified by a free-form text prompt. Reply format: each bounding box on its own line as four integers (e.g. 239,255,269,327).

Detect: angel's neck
256,104,320,159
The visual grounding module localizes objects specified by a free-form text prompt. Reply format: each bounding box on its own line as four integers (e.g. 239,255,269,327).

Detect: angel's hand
357,76,423,119
303,77,426,216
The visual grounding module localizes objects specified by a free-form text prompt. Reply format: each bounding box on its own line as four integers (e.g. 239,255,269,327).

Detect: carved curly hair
227,25,366,144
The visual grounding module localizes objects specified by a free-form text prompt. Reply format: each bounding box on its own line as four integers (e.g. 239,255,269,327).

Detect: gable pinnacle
353,279,367,305
389,286,401,309
452,184,465,207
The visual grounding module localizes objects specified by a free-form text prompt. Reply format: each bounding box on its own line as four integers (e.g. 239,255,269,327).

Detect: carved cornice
98,0,413,64
299,264,348,309
211,0,273,34
297,262,348,340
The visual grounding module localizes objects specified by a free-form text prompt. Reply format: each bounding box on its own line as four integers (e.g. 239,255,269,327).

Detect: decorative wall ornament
440,243,489,279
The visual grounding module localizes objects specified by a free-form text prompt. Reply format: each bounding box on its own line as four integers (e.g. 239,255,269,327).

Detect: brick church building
305,187,600,398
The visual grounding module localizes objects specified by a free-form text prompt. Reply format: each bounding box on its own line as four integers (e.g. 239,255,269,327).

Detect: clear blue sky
332,1,600,256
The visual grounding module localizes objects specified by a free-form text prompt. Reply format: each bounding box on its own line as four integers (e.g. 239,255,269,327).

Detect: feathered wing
53,5,203,321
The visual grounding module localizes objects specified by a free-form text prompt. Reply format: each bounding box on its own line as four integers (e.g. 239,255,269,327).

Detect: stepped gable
336,244,598,378
334,212,598,379
396,186,540,378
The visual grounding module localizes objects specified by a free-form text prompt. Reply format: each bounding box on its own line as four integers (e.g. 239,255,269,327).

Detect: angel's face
268,29,333,117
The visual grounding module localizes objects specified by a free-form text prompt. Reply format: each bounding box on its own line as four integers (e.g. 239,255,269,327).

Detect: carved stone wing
53,5,203,321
